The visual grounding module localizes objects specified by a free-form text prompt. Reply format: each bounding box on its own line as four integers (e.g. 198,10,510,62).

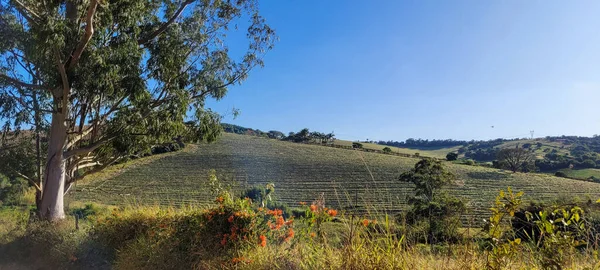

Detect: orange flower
259,235,267,247
283,228,295,242
276,216,285,226
285,219,294,226
299,201,307,206
228,215,234,223
215,196,224,203
310,204,318,212
327,209,338,217
221,234,228,246
310,232,316,238
362,219,369,227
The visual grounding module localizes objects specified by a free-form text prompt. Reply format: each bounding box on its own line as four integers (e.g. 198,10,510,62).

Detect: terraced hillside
69,133,600,222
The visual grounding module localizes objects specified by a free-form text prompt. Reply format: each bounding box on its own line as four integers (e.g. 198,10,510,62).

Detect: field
559,168,600,180
333,139,461,159
69,133,600,223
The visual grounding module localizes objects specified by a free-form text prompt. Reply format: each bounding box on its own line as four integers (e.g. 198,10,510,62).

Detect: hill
68,133,600,223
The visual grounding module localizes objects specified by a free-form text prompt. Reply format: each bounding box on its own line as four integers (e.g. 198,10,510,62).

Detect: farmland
68,133,600,223
559,168,600,180
333,139,461,159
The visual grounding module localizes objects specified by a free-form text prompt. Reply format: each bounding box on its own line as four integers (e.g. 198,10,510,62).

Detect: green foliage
0,0,277,213
554,171,568,178
382,147,392,153
446,152,458,161
483,187,525,270
70,203,105,220
352,142,363,149
0,177,31,206
464,159,475,165
398,158,465,243
496,148,534,172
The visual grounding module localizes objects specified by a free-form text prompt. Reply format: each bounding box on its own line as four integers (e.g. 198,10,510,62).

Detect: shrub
464,159,475,166
398,158,466,244
382,147,392,153
446,152,458,161
352,142,363,149
554,171,568,178
94,196,296,269
70,203,105,220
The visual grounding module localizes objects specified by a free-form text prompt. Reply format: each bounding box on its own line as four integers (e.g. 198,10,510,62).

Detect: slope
68,133,600,222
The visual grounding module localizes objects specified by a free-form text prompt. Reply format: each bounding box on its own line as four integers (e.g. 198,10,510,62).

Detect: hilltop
69,133,600,223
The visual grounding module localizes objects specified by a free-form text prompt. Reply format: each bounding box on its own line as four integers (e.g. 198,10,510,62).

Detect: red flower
310,204,318,212
327,209,338,217
228,215,234,223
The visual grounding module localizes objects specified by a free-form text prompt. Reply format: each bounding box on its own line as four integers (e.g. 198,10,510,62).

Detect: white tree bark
39,112,67,220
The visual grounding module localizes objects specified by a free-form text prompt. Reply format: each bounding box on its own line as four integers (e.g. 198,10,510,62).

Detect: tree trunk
33,92,43,210
39,112,67,220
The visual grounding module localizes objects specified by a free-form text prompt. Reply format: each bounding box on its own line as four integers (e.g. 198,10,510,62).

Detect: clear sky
207,0,600,142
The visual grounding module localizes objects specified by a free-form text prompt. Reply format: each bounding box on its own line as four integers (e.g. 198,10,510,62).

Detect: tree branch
65,96,126,149
66,0,98,70
63,135,115,159
0,74,50,91
137,0,194,45
11,0,41,25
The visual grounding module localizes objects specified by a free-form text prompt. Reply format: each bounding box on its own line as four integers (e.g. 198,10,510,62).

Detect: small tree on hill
496,147,534,173
446,152,458,161
382,147,392,153
398,158,465,243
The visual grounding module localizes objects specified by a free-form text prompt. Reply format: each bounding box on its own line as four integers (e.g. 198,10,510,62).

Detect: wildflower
299,201,307,206
284,228,295,242
228,215,234,223
259,235,267,247
327,209,338,217
285,219,293,226
215,196,224,203
276,216,285,227
221,234,228,246
310,232,316,238
310,204,318,212
362,219,369,227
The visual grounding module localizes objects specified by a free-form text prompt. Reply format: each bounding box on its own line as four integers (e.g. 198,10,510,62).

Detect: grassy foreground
69,133,600,223
1,191,600,270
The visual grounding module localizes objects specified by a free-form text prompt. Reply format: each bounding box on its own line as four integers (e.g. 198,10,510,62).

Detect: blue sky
208,0,600,141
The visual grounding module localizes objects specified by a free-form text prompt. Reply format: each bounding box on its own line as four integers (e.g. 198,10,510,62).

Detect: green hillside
69,133,600,222
333,139,461,159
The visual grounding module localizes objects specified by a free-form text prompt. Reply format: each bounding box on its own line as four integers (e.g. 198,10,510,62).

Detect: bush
150,142,183,155
464,159,475,166
352,142,363,149
93,196,296,269
382,147,392,153
446,152,458,161
70,203,105,220
0,177,34,206
554,171,568,178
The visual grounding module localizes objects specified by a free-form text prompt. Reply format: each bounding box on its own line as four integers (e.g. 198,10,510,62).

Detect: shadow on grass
0,228,112,270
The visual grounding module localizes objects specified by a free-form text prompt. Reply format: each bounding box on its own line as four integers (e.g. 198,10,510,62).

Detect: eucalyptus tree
0,0,275,220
